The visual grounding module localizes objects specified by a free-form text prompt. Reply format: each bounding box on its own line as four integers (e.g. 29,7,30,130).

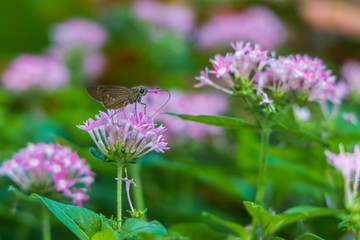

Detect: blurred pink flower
343,112,357,125
77,110,169,163
293,105,311,121
341,60,360,93
132,0,195,37
325,145,360,206
1,54,69,92
0,143,95,207
48,18,108,81
51,18,108,49
83,51,107,80
196,6,286,49
69,188,90,207
145,91,228,140
47,46,107,81
259,91,274,105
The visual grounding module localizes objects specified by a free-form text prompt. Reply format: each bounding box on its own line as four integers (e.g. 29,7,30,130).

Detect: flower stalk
131,164,146,220
117,164,123,230
42,204,51,240
255,130,270,204
250,130,270,240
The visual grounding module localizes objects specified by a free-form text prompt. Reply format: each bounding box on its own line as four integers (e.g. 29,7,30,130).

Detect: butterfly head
138,86,148,96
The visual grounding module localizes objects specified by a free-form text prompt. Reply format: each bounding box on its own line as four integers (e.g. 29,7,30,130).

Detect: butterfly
86,85,148,112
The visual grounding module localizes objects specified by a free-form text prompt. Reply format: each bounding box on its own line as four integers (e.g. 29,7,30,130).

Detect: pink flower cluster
196,41,348,105
49,18,108,81
77,110,169,162
1,18,108,91
132,0,195,37
0,143,95,207
325,145,360,206
196,6,286,50
145,91,228,140
1,55,69,92
262,54,348,104
51,18,108,49
341,60,360,94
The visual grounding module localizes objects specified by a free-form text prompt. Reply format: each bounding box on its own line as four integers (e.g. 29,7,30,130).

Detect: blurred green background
1,0,360,239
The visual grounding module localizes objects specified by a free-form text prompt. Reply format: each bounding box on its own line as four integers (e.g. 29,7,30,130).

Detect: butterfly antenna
149,89,171,118
147,87,160,93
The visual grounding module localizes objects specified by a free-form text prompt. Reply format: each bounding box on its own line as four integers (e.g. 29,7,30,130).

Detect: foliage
1,1,360,239
31,194,167,240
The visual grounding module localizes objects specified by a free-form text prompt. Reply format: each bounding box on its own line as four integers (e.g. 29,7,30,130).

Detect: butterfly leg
109,107,126,123
135,102,139,121
138,101,147,115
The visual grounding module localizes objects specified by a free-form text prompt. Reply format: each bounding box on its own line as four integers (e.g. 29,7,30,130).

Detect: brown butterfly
86,85,148,112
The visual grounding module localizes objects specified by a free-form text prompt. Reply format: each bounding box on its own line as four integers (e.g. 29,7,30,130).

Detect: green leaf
164,113,259,130
164,113,328,146
89,147,109,162
295,233,324,240
202,212,248,239
31,194,102,240
274,122,328,147
243,201,281,236
278,205,343,228
169,222,223,240
118,218,167,239
143,154,254,199
91,215,119,240
8,186,34,202
244,201,343,237
91,229,118,240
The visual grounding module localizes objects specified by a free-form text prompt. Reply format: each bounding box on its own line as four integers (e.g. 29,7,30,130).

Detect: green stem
131,164,147,221
251,130,270,240
356,230,360,240
117,164,123,230
242,96,262,128
42,204,51,240
255,130,270,204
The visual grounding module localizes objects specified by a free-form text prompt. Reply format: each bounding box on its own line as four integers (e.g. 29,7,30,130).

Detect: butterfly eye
139,88,145,94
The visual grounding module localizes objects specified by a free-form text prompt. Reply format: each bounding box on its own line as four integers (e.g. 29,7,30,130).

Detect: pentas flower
293,105,311,122
261,54,344,104
70,188,90,207
196,41,347,110
195,68,232,94
132,0,194,37
77,110,169,163
196,6,286,50
343,112,357,125
209,54,233,78
1,54,69,92
341,60,360,94
47,46,107,81
51,18,108,50
325,145,360,207
0,143,95,207
48,18,108,81
197,42,269,96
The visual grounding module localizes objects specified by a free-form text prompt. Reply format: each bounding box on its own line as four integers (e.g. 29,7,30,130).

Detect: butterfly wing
86,85,131,109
